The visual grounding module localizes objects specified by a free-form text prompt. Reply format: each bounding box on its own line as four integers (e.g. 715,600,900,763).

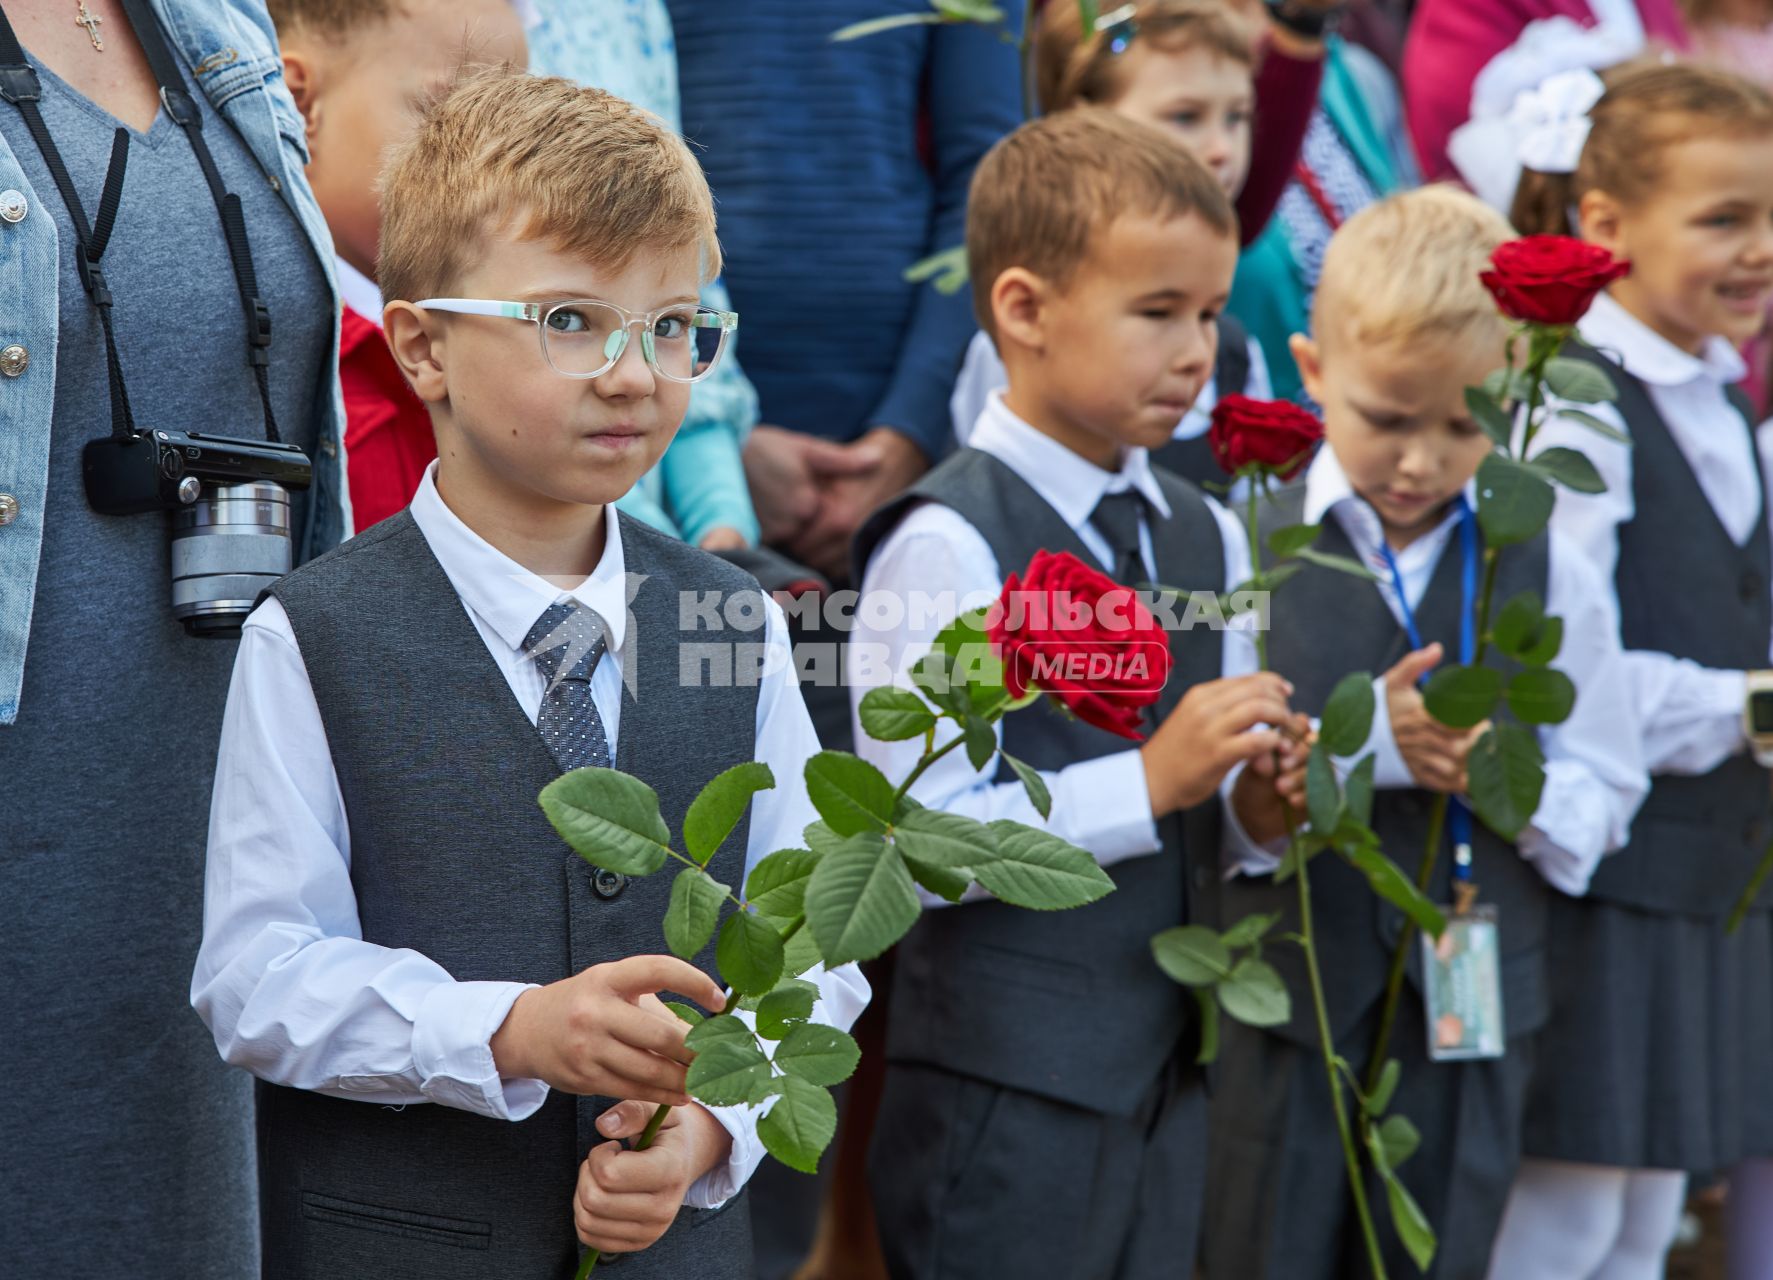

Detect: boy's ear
1289,332,1325,407
990,267,1050,356
383,302,449,404
1576,189,1626,259
280,48,322,140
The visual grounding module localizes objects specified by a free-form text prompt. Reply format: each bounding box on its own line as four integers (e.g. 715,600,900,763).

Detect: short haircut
378,67,719,306
1315,185,1514,350
1512,59,1773,237
1036,0,1256,116
265,0,406,41
966,107,1237,337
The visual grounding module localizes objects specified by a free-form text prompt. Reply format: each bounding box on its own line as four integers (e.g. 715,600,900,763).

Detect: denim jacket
0,0,346,725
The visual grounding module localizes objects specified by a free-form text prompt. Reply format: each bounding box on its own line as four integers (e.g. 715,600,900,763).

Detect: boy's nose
594,330,657,398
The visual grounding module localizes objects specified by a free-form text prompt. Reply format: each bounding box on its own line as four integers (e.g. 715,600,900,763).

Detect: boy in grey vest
1203,189,1647,1280
192,70,868,1279
850,109,1309,1279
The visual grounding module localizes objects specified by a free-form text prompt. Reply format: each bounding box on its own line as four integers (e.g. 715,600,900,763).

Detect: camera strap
0,0,281,445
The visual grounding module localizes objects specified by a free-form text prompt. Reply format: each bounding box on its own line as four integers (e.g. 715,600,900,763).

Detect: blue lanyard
1376,497,1478,886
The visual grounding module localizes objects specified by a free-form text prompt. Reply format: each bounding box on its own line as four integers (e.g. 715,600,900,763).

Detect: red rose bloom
1479,236,1630,327
988,549,1171,742
1208,394,1323,481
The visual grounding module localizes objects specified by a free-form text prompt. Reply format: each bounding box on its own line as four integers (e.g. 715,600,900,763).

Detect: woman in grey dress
0,1,344,1274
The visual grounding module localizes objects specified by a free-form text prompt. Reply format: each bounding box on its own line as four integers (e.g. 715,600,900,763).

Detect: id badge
1421,904,1505,1061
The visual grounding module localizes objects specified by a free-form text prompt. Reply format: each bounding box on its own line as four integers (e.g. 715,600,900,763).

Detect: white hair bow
1511,68,1607,175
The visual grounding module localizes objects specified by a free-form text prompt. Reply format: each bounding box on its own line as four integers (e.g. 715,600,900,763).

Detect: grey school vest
1216,487,1555,1049
1563,345,1773,918
853,448,1226,1116
262,510,763,1280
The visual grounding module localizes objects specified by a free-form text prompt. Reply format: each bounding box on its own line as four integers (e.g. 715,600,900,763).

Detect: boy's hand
489,956,724,1105
1231,722,1315,844
1142,672,1298,816
574,1100,734,1255
1384,644,1486,793
698,526,749,552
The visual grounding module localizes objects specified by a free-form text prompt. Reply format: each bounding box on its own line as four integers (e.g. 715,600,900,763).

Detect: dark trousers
1202,1001,1533,1280
868,1059,1207,1280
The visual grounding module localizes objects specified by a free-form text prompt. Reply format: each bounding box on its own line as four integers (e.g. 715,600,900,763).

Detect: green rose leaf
804,832,922,966
1368,1116,1437,1273
684,1011,754,1052
1464,385,1513,448
1482,367,1531,406
1342,842,1447,940
910,650,968,718
745,848,820,927
1218,957,1291,1027
1367,1057,1401,1117
1293,546,1382,582
1319,671,1378,757
782,922,823,981
717,909,786,997
1556,407,1629,444
858,686,939,743
894,806,997,869
804,821,846,856
1506,667,1576,725
1150,924,1233,986
664,868,728,959
1466,722,1546,839
1543,356,1618,405
1476,452,1556,548
1343,753,1377,829
963,714,998,772
684,762,775,867
1423,663,1504,730
774,1022,862,1087
757,1075,839,1175
1267,522,1323,560
1519,614,1564,667
975,821,1115,910
1491,590,1545,661
1373,1112,1421,1171
906,854,971,902
804,751,897,836
539,767,672,877
1305,747,1342,835
665,1002,705,1027
755,979,821,1041
1193,987,1221,1066
1219,911,1280,951
685,1025,773,1107
1530,446,1606,495
1001,751,1053,820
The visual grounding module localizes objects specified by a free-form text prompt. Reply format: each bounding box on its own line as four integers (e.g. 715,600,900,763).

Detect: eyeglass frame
413,296,739,384
1096,4,1140,54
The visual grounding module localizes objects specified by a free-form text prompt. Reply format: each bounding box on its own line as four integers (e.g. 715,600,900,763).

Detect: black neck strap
0,0,280,444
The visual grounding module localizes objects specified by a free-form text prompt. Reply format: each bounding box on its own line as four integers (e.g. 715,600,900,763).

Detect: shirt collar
1301,444,1472,550
1577,291,1747,388
408,461,629,657
335,256,385,329
969,391,1173,531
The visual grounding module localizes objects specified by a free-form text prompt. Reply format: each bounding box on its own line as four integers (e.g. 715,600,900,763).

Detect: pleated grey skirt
1524,894,1773,1172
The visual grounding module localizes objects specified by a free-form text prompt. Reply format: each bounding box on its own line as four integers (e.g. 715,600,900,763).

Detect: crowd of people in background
7,0,1773,1277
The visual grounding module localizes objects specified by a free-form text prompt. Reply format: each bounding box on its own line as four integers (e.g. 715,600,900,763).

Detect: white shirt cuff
1053,749,1161,864
411,980,548,1120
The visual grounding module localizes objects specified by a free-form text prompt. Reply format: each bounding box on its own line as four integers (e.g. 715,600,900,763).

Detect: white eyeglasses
415,297,738,384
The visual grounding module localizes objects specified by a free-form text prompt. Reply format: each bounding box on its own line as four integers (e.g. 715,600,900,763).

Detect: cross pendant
74,2,104,52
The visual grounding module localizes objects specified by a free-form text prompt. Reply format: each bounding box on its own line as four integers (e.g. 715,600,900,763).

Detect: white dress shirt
335,255,384,326
849,393,1261,906
948,327,1273,451
1224,446,1648,896
1528,291,1767,776
192,463,869,1209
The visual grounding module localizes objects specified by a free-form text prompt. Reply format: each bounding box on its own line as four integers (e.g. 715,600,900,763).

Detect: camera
84,429,313,638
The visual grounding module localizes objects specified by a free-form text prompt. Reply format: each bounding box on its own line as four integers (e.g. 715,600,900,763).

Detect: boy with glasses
191,69,868,1279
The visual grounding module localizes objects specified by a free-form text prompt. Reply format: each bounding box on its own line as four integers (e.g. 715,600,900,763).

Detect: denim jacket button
0,190,24,223
0,344,25,377
0,494,19,527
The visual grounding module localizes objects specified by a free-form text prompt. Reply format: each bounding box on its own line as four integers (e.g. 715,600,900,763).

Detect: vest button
0,190,24,223
592,868,627,899
0,344,27,377
1742,571,1764,604
0,494,17,527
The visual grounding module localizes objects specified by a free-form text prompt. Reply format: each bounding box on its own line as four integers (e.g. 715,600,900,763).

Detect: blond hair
1035,0,1256,115
265,0,405,40
1314,185,1513,350
377,67,719,305
1512,60,1773,237
966,107,1236,337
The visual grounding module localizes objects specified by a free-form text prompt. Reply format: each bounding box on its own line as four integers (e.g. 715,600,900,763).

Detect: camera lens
170,480,294,638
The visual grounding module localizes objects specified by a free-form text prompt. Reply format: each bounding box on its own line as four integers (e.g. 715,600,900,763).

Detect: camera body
84,429,314,638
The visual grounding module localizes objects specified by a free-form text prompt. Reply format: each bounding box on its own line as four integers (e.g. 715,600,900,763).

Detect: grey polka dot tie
523,600,613,773
1091,490,1151,588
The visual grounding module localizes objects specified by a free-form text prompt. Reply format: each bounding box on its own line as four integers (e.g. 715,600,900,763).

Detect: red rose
1479,236,1630,327
988,549,1171,742
1208,394,1323,482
